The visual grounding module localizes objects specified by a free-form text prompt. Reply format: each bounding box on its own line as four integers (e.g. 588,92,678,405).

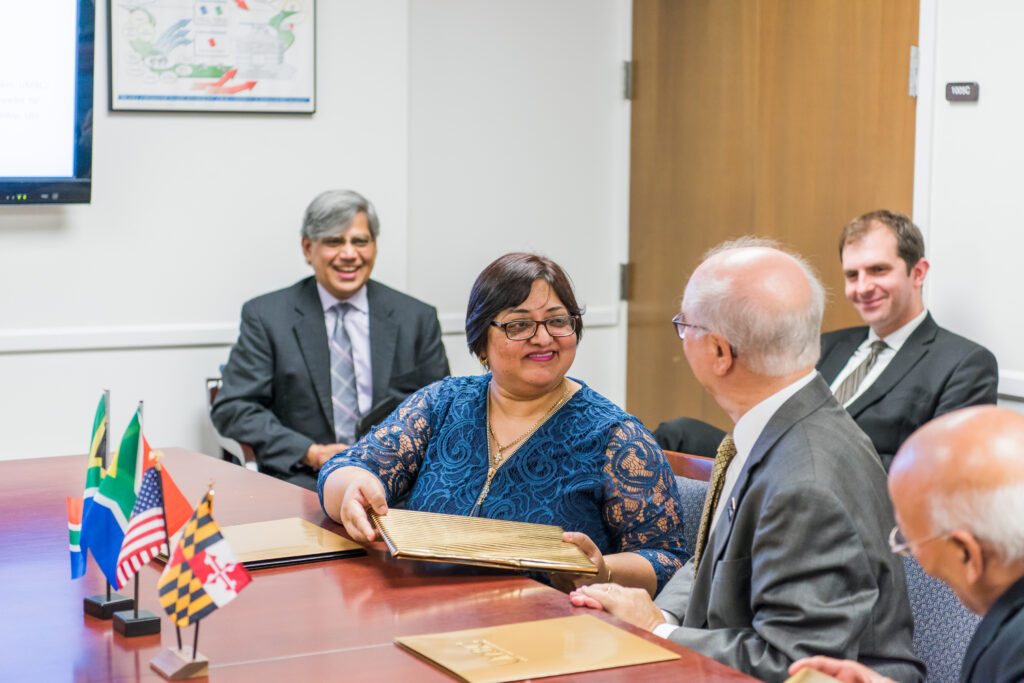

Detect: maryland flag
68,394,108,579
157,491,251,627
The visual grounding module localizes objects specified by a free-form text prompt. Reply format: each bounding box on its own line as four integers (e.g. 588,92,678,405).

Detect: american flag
115,467,168,588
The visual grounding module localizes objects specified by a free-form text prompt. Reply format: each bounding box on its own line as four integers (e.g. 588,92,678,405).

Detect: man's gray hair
301,189,380,240
686,236,826,376
930,484,1024,564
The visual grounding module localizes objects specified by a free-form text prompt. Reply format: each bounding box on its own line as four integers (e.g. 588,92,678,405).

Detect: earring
480,356,489,370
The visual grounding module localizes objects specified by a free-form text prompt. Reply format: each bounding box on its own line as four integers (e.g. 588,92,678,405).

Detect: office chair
665,450,711,558
654,417,727,460
902,555,980,682
205,377,258,471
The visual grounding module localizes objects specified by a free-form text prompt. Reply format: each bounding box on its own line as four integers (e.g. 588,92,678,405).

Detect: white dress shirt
828,308,928,407
316,282,373,416
654,368,818,638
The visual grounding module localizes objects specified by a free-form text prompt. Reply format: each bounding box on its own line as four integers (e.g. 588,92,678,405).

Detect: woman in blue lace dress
318,253,687,594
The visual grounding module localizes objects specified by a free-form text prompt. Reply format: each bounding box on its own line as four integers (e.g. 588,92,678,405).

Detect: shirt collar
867,308,927,351
733,369,817,458
315,281,369,315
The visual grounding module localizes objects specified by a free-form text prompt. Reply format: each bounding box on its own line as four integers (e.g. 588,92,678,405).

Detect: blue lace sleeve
317,384,438,514
602,420,689,591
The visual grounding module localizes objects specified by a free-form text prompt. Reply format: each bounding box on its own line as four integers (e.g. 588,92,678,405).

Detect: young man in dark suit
817,210,997,470
212,190,450,490
570,239,922,682
791,406,1024,683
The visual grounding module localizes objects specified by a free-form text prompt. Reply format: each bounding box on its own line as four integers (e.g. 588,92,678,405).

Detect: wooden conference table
0,448,756,682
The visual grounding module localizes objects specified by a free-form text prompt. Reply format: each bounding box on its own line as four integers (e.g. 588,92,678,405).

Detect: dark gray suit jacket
961,575,1024,682
654,376,924,683
818,313,998,470
211,277,450,489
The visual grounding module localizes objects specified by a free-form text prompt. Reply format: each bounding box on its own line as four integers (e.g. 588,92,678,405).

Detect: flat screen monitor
0,0,95,205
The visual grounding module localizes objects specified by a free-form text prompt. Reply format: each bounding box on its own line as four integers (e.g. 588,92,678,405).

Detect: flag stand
84,582,134,619
149,627,209,681
150,481,210,680
113,575,161,636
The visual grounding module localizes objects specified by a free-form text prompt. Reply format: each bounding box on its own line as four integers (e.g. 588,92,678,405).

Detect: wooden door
627,0,919,431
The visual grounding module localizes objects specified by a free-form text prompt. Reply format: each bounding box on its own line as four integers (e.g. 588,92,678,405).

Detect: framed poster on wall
108,0,315,113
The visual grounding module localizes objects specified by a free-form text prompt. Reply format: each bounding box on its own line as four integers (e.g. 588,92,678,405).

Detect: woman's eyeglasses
491,315,578,341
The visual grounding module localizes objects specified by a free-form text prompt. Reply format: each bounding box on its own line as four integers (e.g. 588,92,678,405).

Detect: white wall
915,0,1024,407
407,0,632,390
0,1,632,461
0,0,410,460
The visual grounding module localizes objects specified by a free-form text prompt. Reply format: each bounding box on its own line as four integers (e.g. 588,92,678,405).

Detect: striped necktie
833,340,889,406
693,433,737,575
329,303,359,444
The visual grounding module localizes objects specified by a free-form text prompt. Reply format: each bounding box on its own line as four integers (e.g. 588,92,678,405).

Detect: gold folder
157,517,364,569
395,614,679,683
370,508,598,575
784,668,843,683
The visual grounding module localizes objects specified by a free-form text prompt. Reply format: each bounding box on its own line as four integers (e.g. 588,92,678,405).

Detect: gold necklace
469,380,572,516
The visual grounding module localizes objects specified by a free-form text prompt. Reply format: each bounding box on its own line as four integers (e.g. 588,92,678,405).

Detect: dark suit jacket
654,376,923,683
818,314,998,470
961,575,1024,682
211,277,450,489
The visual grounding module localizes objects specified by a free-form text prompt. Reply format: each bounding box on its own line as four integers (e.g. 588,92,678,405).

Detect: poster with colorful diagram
109,0,315,113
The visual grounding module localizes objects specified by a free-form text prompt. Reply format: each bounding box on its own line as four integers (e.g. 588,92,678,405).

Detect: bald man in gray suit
570,239,922,682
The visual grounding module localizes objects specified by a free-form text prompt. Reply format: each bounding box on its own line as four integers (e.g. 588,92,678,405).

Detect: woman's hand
323,466,389,543
550,531,612,592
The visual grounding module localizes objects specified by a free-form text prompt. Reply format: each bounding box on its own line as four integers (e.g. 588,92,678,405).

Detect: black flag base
149,647,209,680
84,593,134,619
113,608,161,637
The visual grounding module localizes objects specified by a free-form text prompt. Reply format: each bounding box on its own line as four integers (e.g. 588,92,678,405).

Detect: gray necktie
329,303,359,443
833,340,889,406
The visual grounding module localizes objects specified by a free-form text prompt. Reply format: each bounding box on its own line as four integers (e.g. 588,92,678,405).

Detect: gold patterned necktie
693,434,737,575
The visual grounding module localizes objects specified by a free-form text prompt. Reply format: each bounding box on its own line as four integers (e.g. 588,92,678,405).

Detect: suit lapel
366,281,398,406
846,314,937,418
960,575,1024,681
818,328,867,384
691,376,832,626
707,379,831,570
292,278,334,428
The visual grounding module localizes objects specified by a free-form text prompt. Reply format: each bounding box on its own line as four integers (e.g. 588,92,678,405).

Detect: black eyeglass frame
490,315,580,341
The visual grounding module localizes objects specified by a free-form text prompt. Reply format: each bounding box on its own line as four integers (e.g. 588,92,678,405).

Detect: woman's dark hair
465,252,584,358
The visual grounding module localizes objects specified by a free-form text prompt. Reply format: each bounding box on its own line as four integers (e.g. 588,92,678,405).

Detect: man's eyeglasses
320,235,374,249
671,313,708,340
491,315,578,341
888,525,947,558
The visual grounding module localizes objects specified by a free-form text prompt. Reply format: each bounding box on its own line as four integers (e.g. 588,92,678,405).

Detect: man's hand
788,656,895,683
304,443,348,471
567,583,666,632
336,468,388,543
